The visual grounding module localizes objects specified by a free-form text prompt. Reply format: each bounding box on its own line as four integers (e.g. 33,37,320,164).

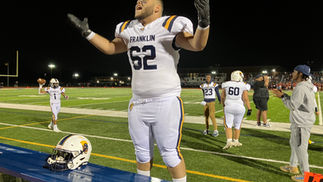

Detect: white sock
53,124,58,129
233,139,239,142
137,169,150,176
172,176,187,182
227,139,232,143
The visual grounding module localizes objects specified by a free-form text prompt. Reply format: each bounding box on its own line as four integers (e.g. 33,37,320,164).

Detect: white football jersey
221,81,248,106
44,86,65,104
200,82,218,101
115,16,193,99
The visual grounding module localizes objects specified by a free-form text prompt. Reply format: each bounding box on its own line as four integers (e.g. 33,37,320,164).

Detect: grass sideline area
0,87,322,181
0,87,321,124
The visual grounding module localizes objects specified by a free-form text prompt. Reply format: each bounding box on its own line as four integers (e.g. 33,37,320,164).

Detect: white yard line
318,92,323,126
1,102,323,134
0,121,322,170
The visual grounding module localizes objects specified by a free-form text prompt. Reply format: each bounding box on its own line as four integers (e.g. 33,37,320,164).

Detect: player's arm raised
175,0,210,51
67,14,127,55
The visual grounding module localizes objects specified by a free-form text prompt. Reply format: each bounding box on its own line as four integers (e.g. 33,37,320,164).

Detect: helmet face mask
50,78,59,88
44,134,92,171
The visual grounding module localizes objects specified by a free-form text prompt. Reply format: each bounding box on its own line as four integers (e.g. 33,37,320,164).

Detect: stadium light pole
48,64,55,77
4,63,9,87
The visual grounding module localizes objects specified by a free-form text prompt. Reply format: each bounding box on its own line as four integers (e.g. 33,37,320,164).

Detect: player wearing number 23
200,74,221,136
67,0,210,181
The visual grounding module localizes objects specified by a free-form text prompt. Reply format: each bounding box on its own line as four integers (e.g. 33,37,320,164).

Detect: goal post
0,50,19,78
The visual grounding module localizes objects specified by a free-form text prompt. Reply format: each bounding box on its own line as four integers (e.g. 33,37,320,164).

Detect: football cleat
291,174,304,182
280,165,299,174
48,122,53,129
223,142,234,150
263,123,271,127
203,129,208,135
212,130,219,137
233,140,242,147
53,125,61,132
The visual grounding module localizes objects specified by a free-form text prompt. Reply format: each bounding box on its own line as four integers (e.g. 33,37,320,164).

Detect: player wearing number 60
221,71,252,150
67,0,210,181
39,78,69,132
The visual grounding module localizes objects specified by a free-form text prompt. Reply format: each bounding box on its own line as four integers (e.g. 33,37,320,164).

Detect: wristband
197,25,210,30
86,31,95,40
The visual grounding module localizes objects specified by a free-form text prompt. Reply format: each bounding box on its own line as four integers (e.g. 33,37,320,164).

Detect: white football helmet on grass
45,134,92,171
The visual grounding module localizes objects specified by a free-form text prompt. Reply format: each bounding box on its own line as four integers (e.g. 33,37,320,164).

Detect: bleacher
0,143,168,182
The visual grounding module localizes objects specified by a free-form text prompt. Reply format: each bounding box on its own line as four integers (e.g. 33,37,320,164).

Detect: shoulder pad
162,15,178,32
119,20,131,33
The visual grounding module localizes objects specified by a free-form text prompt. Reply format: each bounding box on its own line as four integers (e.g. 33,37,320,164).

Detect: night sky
1,0,322,84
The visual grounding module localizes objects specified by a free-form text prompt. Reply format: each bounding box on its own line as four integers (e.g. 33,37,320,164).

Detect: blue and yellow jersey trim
119,20,131,33
176,96,184,160
162,15,178,32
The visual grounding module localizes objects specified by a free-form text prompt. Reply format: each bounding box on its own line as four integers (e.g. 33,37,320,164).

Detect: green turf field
0,87,321,124
0,88,322,182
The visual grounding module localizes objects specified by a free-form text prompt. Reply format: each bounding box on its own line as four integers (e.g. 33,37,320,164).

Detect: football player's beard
135,8,154,21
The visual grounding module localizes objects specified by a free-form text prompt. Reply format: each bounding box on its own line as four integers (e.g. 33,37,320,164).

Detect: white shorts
224,104,245,129
50,102,61,120
128,96,184,166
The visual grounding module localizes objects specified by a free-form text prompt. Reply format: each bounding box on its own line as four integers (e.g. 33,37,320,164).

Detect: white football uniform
44,86,65,120
221,81,248,129
115,15,193,167
200,81,220,102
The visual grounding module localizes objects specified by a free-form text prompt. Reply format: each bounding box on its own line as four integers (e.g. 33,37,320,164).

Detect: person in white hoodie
272,65,316,182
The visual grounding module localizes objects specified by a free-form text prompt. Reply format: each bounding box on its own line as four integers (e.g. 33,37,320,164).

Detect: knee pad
161,149,182,168
135,148,153,164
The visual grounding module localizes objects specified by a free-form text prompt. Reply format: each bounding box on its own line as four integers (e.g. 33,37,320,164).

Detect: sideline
0,121,322,170
0,102,323,135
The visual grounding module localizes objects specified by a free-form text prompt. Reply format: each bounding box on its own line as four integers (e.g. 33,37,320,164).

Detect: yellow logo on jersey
129,103,134,111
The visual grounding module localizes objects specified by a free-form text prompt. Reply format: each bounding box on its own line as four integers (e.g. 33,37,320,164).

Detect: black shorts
253,97,269,111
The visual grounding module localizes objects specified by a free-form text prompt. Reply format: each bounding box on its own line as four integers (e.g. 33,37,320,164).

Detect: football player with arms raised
221,71,252,150
68,0,210,181
39,78,68,132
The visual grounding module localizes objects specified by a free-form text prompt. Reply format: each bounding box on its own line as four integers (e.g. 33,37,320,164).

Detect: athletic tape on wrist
197,25,210,30
86,32,95,40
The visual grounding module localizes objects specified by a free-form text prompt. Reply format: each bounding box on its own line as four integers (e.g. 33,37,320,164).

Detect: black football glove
67,13,92,38
194,0,210,28
247,109,252,116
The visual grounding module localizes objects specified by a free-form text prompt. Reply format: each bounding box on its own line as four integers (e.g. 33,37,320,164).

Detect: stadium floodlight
272,69,276,73
211,71,216,75
262,70,268,74
127,77,131,81
73,73,80,79
113,73,118,77
110,77,114,81
48,64,56,77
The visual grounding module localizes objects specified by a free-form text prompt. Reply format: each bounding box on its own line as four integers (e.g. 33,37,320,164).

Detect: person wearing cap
252,74,270,127
272,65,316,182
